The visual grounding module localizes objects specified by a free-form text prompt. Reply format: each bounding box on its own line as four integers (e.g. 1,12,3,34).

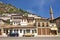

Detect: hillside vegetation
0,2,28,14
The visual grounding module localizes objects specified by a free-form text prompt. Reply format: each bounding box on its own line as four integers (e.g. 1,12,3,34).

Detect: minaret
50,6,54,20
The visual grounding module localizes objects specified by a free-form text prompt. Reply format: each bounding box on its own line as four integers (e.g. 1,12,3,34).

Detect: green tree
8,8,14,13
0,11,3,14
24,13,28,17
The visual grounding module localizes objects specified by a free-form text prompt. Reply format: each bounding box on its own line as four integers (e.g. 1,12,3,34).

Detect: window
28,20,33,23
0,29,1,35
11,17,12,19
58,28,60,33
52,25,54,26
4,29,5,33
14,29,18,33
38,22,40,27
28,20,30,23
42,22,44,27
35,29,37,33
26,29,30,33
18,22,20,25
32,30,34,33
34,23,36,26
28,20,29,23
20,29,22,33
0,29,1,32
14,30,16,32
10,22,13,25
23,30,25,34
24,19,26,22
14,22,15,24
46,22,49,27
17,29,18,32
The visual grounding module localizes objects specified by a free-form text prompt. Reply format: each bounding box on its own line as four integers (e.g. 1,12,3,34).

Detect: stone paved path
0,37,60,40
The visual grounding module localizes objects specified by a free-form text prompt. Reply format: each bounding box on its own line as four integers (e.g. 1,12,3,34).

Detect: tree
0,11,3,14
24,13,28,17
8,8,14,13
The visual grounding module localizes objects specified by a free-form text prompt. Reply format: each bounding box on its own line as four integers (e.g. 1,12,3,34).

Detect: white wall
18,29,24,37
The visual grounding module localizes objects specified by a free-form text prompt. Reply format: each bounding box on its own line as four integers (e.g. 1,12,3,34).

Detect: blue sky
0,0,60,18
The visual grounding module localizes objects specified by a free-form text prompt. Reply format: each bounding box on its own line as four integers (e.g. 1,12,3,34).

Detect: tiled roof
0,24,36,28
54,17,60,20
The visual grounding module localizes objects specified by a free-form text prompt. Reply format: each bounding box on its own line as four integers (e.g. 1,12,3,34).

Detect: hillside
0,2,28,14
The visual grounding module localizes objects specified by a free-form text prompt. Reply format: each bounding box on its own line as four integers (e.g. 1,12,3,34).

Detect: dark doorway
51,30,57,35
